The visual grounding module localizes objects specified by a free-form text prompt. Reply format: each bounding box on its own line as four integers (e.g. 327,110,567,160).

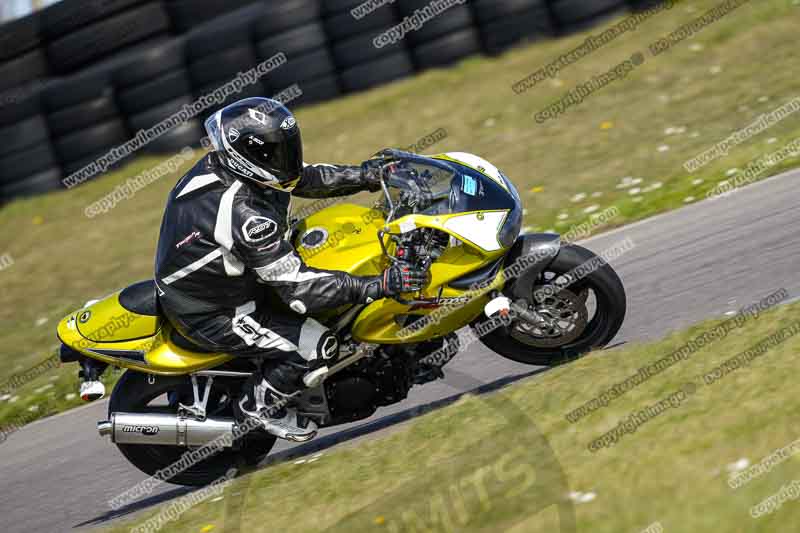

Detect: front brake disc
510,287,589,348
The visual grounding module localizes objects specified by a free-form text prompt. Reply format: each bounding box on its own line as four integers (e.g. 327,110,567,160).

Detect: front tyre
108,371,276,487
475,244,626,366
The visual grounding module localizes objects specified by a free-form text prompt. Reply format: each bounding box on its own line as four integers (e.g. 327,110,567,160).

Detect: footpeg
303,366,329,388
285,429,318,443
80,381,106,402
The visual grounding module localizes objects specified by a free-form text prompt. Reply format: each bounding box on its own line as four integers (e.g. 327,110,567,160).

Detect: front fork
479,233,563,327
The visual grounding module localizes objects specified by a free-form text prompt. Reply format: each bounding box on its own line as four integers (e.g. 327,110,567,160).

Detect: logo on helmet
280,116,297,130
228,127,241,143
248,108,268,125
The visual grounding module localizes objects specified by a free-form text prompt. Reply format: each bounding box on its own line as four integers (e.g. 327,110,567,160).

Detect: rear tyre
109,371,276,487
475,244,626,366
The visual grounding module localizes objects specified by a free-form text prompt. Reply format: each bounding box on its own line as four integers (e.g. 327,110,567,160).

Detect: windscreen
385,160,457,218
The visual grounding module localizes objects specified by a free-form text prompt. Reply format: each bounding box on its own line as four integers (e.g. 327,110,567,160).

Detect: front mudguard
504,233,561,300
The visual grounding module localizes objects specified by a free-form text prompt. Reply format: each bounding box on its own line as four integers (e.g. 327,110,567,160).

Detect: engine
324,349,415,424
323,336,458,425
391,227,450,271
323,228,457,425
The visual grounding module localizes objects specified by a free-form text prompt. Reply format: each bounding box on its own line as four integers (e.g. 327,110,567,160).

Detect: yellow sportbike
57,151,625,486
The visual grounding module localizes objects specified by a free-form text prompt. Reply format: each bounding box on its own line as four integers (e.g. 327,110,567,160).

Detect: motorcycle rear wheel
108,371,275,487
474,243,626,366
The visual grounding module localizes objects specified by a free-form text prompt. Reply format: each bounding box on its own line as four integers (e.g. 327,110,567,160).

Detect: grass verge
107,298,800,532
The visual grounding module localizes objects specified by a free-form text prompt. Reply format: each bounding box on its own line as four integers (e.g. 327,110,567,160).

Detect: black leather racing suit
154,153,380,392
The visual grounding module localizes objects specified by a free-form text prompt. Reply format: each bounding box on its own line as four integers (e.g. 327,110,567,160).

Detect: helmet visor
233,132,303,185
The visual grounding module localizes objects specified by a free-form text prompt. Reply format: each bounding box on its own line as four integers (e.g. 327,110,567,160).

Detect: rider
154,97,427,442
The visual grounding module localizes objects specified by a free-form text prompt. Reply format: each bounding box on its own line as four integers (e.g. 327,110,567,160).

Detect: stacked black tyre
164,0,261,32
396,0,481,71
186,5,267,125
0,89,62,201
626,0,665,11
255,0,339,109
115,38,202,154
325,0,413,93
44,68,130,180
548,0,629,33
472,0,555,55
0,12,49,97
42,0,172,74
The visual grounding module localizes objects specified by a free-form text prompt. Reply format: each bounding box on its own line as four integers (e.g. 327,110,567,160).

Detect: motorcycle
57,150,626,486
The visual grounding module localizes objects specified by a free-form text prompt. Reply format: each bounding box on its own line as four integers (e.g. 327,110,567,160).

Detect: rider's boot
237,328,341,442
237,370,318,443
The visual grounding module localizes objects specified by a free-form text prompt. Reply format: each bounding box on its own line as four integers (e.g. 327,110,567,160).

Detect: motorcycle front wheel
474,243,626,366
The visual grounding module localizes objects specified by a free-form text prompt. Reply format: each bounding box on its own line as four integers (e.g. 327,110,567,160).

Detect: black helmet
204,97,303,191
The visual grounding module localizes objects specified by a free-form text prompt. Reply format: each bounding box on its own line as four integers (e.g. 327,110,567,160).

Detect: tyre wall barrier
0,0,645,202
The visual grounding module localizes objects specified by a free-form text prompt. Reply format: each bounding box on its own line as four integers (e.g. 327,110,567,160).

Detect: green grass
106,299,800,532
1,0,799,429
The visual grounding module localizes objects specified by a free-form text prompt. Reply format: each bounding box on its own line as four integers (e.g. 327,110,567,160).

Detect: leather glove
361,153,392,192
382,263,428,296
350,263,427,304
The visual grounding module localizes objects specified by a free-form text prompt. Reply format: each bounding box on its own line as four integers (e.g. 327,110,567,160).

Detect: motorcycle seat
118,280,160,316
119,280,215,353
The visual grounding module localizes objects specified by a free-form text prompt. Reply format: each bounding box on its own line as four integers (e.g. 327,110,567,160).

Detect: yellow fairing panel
76,302,156,342
350,246,508,344
293,203,386,276
57,292,232,375
294,203,511,344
